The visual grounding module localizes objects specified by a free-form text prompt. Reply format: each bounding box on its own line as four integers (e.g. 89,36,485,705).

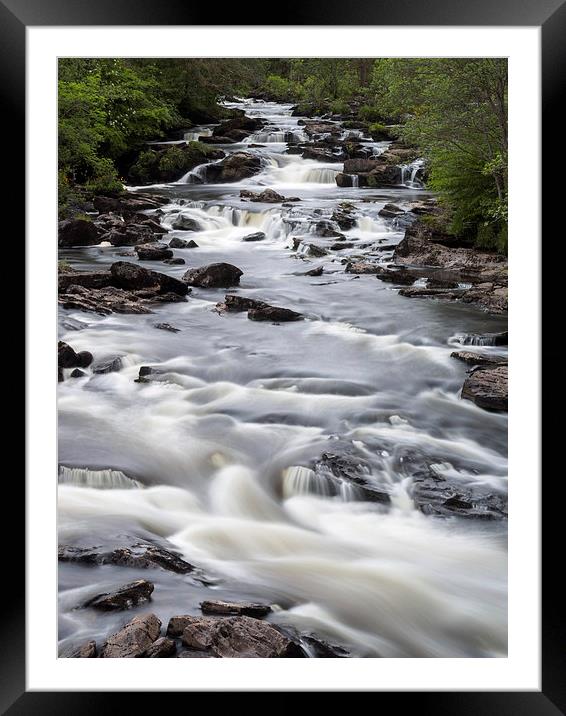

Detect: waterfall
177,162,210,184
351,174,359,188
58,465,143,489
183,127,213,142
401,158,425,188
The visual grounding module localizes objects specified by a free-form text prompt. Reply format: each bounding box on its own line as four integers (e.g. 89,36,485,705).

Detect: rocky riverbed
58,98,508,658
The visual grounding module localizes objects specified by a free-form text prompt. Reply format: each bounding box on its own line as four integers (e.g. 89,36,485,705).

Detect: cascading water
401,158,425,188
59,98,507,659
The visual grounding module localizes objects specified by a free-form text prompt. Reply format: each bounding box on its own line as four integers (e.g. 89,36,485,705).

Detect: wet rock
450,351,507,367
312,452,391,504
58,537,195,574
167,615,198,638
59,285,153,315
217,295,269,313
461,365,508,412
212,115,265,138
70,368,87,378
93,195,121,213
200,600,272,618
134,243,173,261
163,257,185,265
304,266,324,277
300,243,328,257
374,267,418,285
205,152,262,183
58,341,79,368
62,640,97,658
59,270,113,292
83,579,154,611
144,637,177,658
169,237,198,249
101,613,162,658
183,262,243,288
240,188,300,203
345,262,381,274
301,635,349,658
171,215,202,232
455,331,508,347
314,220,345,239
110,261,189,296
412,470,507,520
330,242,354,250
378,203,404,219
242,232,266,242
331,209,356,231
181,615,304,658
102,223,159,247
248,305,303,323
92,355,123,374
154,322,180,332
58,218,101,248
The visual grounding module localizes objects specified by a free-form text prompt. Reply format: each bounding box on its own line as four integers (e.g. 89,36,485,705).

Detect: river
58,99,508,658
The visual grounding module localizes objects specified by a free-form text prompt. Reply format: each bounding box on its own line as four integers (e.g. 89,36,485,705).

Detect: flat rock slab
101,613,162,658
180,615,304,658
248,306,303,323
58,538,195,574
200,600,272,618
461,365,508,412
83,579,154,611
450,351,507,367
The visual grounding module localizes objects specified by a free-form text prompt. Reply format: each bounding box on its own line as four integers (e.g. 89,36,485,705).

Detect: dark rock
300,243,328,258
200,600,272,618
181,615,304,658
345,262,381,274
58,218,101,248
374,267,418,285
144,637,177,658
331,209,356,231
240,188,300,203
248,306,303,323
205,152,262,183
169,237,198,249
312,452,391,505
242,232,266,242
92,355,123,374
450,351,507,367
62,640,97,658
154,322,181,332
378,203,404,219
83,579,154,611
102,223,158,247
58,538,195,574
70,368,87,378
59,285,152,315
58,341,79,368
330,242,354,250
134,243,173,261
217,295,269,313
411,470,507,520
304,266,324,277
163,257,186,265
455,331,508,347
314,220,345,239
183,263,243,288
171,215,202,232
59,270,113,292
101,613,162,658
461,365,508,412
177,650,216,658
110,262,189,296
93,195,121,213
301,635,349,658
212,115,265,137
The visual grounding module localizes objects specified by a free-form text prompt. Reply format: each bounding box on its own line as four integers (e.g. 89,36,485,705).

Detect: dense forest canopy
59,57,507,251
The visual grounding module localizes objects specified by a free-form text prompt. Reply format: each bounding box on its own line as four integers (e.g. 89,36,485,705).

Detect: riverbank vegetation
58,58,507,251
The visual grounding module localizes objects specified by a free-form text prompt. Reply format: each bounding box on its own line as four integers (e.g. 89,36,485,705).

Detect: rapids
58,99,507,658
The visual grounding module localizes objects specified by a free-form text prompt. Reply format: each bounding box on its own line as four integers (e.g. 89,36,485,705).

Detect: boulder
145,637,177,658
200,600,272,618
378,203,404,219
205,152,262,183
58,271,113,292
169,237,198,249
242,232,266,242
183,263,243,288
180,615,304,658
110,262,189,296
83,579,154,611
311,452,391,505
58,219,100,248
212,115,265,137
304,266,324,277
217,295,269,313
101,613,162,658
92,355,123,374
63,640,98,658
163,257,186,265
248,305,303,323
134,243,173,261
345,262,381,274
330,209,356,230
70,368,87,378
461,365,508,412
171,215,202,232
58,341,79,369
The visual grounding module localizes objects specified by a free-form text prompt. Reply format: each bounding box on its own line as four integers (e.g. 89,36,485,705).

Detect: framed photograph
10,0,560,707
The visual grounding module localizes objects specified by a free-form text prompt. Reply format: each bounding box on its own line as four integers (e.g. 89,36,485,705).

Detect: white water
59,99,507,658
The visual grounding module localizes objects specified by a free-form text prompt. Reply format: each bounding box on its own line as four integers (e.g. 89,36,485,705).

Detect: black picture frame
9,0,561,709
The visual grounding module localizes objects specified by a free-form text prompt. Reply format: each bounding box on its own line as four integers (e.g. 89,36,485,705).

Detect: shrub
358,105,384,122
